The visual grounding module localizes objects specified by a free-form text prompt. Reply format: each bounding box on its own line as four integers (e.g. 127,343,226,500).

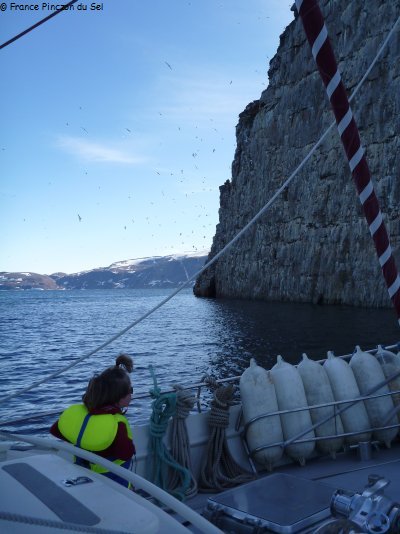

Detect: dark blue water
0,289,399,433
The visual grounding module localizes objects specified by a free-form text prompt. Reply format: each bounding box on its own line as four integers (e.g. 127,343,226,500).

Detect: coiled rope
168,385,198,499
199,377,254,492
147,366,191,501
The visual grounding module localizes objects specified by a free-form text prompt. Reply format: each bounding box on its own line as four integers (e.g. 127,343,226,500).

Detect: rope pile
168,385,198,498
147,366,191,501
199,376,254,492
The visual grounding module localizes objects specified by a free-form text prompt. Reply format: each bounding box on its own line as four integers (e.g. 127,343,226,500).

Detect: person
50,354,136,487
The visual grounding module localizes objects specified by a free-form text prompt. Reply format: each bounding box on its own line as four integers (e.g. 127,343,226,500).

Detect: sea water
0,288,399,433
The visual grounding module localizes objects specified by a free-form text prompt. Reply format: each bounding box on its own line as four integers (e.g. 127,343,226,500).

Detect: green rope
147,365,191,501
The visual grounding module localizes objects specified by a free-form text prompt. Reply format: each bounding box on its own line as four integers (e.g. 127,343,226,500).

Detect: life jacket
58,404,133,487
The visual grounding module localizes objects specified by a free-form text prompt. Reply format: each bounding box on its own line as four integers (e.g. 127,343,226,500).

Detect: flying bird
77,214,82,222
165,61,173,70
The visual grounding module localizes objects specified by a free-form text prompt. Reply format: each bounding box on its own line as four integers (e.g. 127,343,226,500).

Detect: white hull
0,452,189,534
2,375,400,534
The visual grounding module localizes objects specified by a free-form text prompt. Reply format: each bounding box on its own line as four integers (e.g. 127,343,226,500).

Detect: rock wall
194,0,400,307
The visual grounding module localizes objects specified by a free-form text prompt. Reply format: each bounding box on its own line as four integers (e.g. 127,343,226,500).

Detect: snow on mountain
54,252,209,290
1,252,209,290
108,251,209,271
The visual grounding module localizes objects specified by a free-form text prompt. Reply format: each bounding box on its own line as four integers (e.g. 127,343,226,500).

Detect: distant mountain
0,272,59,290
0,253,208,290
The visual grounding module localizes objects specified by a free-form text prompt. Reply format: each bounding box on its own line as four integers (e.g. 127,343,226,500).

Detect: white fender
270,355,315,465
240,359,283,470
298,353,344,457
324,351,371,445
350,346,397,447
375,345,400,418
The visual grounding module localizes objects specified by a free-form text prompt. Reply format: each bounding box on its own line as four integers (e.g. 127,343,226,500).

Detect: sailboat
1,0,400,532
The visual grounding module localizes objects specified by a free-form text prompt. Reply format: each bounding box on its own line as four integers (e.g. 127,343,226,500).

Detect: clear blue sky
1,1,294,275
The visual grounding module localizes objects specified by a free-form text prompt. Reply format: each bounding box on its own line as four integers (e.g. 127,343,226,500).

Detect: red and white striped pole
295,0,400,325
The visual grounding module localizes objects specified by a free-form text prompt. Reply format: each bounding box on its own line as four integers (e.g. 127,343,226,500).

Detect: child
50,354,136,487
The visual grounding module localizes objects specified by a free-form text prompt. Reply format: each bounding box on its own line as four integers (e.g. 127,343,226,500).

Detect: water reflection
204,298,400,376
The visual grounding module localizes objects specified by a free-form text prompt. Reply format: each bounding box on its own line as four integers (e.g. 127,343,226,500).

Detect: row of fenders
239,345,400,471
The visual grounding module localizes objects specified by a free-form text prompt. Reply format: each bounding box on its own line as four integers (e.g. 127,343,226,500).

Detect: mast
295,0,400,325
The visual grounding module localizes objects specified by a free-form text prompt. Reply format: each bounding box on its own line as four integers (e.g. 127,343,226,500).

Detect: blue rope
147,365,191,501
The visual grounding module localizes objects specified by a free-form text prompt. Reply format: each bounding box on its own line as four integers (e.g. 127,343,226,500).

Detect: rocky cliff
194,0,400,307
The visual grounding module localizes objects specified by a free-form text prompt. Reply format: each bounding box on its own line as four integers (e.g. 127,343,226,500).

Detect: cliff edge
194,0,400,307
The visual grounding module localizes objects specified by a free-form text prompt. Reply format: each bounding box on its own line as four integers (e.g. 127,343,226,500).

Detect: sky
1,0,294,275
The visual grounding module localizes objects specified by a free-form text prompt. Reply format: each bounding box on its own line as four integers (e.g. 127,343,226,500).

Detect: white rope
1,343,399,429
348,15,400,104
0,13,398,408
169,386,198,498
198,380,253,492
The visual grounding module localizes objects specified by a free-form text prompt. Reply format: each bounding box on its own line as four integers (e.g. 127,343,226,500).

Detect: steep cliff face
194,0,400,307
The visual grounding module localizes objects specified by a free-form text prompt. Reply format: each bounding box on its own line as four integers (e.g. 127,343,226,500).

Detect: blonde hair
83,354,133,411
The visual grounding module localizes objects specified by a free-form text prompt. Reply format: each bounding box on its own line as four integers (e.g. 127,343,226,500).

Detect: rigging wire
1,342,399,428
0,0,79,50
0,13,399,408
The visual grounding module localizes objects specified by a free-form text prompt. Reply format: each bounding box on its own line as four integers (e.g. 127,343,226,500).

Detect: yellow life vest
58,404,133,482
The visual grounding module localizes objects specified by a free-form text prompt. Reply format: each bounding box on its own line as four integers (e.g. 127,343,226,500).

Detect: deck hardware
331,475,400,533
62,476,93,487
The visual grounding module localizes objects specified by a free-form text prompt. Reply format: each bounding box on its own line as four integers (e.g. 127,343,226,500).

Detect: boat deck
2,434,400,533
279,439,400,493
180,437,400,532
